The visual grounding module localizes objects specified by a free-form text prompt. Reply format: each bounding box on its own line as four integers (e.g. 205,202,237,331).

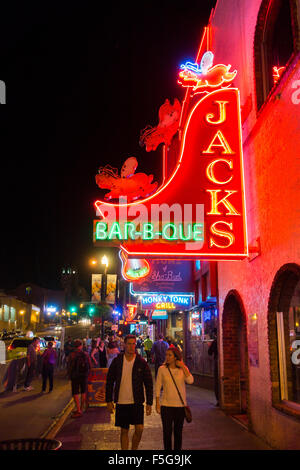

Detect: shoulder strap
167,367,185,405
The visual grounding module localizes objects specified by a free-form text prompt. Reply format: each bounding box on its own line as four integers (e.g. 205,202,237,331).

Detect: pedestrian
90,339,99,368
106,334,153,450
106,338,120,368
98,340,107,368
151,334,169,377
41,341,57,393
156,347,194,450
86,335,92,348
208,328,219,406
68,339,92,418
143,335,153,364
64,336,74,359
136,336,142,355
23,337,40,391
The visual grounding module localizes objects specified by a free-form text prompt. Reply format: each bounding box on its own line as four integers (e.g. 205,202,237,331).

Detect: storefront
186,299,218,388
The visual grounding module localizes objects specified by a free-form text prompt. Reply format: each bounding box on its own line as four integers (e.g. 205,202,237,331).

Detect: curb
40,398,74,440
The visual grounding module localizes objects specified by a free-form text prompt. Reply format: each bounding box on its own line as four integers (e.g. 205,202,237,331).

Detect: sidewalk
55,384,271,450
0,370,71,441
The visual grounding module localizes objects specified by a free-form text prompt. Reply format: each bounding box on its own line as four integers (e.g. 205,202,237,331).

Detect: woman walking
155,347,194,450
98,340,107,368
90,339,100,368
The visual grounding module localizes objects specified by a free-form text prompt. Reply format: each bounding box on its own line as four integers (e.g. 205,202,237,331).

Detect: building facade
210,0,300,449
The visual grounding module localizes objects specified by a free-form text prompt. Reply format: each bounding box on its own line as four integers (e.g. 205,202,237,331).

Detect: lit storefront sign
152,310,168,320
141,294,192,310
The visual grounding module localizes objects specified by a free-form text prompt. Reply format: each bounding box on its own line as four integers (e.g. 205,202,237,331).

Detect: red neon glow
94,88,248,260
273,66,285,85
126,304,138,322
178,63,237,95
140,99,181,151
120,250,150,281
95,158,158,202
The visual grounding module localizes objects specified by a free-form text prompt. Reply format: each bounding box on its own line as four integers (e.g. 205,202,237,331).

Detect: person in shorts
68,339,91,417
106,335,153,450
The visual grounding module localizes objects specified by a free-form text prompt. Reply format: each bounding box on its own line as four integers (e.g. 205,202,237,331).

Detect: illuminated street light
101,255,109,269
89,258,97,266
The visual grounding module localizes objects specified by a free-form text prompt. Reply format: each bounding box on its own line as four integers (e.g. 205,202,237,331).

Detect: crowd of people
22,331,195,451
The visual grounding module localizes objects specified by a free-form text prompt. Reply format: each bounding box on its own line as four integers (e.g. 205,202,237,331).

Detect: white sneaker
24,386,34,391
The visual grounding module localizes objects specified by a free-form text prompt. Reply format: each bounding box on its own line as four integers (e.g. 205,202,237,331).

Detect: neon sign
93,43,247,261
119,250,150,282
141,294,192,310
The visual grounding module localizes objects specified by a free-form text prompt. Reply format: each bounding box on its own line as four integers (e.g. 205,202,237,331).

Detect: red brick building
210,0,300,449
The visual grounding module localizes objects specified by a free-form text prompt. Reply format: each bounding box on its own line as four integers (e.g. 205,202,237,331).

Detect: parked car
42,335,61,349
6,337,47,360
54,325,62,332
0,332,16,342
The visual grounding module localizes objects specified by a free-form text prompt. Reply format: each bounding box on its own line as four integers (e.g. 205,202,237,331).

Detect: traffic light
89,306,95,314
70,306,77,313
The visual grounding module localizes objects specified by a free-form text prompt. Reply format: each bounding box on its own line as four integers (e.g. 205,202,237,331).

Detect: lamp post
100,255,109,337
19,310,25,331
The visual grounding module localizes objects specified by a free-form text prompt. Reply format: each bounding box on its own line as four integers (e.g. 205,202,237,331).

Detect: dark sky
0,1,216,292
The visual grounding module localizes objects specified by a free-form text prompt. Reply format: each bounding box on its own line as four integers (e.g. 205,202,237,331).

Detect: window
254,0,299,110
3,305,9,321
268,265,300,412
10,307,16,321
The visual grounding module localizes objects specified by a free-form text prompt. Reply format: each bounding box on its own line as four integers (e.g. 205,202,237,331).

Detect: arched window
254,0,300,110
268,264,300,411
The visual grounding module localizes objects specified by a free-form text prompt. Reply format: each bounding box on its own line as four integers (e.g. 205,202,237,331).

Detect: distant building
61,266,89,307
0,291,40,331
7,282,65,324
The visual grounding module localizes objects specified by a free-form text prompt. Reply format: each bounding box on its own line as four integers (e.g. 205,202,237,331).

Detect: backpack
72,351,89,378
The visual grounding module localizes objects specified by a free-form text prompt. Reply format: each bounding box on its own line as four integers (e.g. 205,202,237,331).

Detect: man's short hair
74,339,82,348
158,334,164,340
32,337,40,343
124,334,136,343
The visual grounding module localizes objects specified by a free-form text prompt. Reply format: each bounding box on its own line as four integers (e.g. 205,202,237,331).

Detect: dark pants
161,406,185,450
24,364,35,387
42,364,54,391
145,350,151,363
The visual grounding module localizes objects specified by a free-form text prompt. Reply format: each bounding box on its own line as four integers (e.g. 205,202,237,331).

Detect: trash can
0,438,62,450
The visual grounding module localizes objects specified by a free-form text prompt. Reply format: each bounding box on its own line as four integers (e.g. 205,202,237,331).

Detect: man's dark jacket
105,353,153,405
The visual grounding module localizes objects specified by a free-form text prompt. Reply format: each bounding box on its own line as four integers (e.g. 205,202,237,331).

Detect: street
55,374,271,450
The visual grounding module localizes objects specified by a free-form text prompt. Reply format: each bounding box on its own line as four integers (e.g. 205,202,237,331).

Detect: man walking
151,334,169,377
106,335,153,450
143,335,153,364
68,339,92,417
41,341,57,393
23,337,40,391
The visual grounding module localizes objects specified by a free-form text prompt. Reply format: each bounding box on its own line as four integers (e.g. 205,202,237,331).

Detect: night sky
0,1,216,292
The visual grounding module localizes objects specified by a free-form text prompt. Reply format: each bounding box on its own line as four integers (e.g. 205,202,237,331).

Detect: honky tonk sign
93,52,248,261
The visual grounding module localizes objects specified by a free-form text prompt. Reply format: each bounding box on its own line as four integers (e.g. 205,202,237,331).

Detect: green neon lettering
143,223,154,240
162,223,177,240
96,222,108,240
193,223,204,241
124,222,136,240
178,223,192,241
108,222,123,240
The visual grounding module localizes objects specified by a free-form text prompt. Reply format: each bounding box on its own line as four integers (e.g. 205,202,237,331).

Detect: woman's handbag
167,366,192,423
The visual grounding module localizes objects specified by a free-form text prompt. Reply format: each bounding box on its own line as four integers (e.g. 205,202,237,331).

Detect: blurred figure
90,339,99,367
143,336,153,364
151,334,169,378
23,337,40,391
107,339,120,368
208,328,219,406
41,341,57,393
68,339,92,417
98,340,107,368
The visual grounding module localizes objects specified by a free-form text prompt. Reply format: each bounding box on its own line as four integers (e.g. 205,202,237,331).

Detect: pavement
55,374,271,451
0,369,71,442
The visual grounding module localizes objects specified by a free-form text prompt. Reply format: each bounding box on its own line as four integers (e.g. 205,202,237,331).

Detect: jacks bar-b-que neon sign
93,50,248,260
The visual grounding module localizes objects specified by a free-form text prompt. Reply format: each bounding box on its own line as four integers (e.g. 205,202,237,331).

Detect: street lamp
19,310,25,330
100,255,109,337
